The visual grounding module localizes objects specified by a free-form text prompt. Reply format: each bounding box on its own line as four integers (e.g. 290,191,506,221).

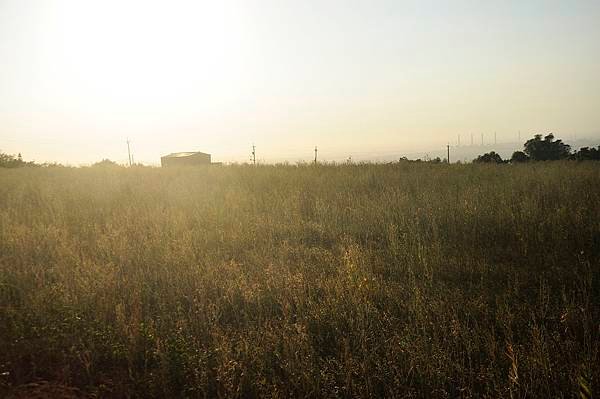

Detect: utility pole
494,131,497,145
126,138,132,167
471,133,474,146
251,144,256,165
447,143,450,164
314,146,318,164
481,133,484,146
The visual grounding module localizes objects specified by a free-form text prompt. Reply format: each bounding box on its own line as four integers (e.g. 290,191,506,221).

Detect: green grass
0,162,598,397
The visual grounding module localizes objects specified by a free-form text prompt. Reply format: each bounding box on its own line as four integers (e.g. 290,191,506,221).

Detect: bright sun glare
38,1,250,112
3,0,599,164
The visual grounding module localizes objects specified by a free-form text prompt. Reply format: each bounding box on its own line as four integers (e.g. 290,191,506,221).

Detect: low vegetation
473,151,504,164
0,162,599,397
0,152,37,168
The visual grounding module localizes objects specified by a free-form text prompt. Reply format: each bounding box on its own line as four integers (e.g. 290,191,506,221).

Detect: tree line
0,152,39,168
2,133,600,168
474,133,600,163
0,153,124,169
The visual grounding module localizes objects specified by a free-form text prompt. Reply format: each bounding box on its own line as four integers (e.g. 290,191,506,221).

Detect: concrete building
160,152,211,167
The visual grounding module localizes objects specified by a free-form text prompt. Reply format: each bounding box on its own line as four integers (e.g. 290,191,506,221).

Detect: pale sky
1,0,599,165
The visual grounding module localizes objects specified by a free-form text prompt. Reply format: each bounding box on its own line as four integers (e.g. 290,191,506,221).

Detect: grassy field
0,162,598,398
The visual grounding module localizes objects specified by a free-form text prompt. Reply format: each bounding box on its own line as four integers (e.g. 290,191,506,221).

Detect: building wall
161,153,211,167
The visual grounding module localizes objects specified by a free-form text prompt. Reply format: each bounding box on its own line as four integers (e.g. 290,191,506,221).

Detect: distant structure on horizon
161,151,211,167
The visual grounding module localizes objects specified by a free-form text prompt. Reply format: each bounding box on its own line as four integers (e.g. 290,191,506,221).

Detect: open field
0,163,598,398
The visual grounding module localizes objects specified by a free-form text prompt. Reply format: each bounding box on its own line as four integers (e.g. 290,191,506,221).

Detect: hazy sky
1,0,599,164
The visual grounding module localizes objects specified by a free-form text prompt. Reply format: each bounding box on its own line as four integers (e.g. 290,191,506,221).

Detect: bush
91,159,121,168
510,151,529,163
473,151,504,163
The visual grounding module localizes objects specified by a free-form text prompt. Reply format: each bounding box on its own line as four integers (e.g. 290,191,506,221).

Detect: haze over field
2,3,600,396
1,0,600,165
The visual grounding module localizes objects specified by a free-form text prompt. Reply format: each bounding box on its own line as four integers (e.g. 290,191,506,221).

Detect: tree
510,151,529,163
0,151,27,168
92,159,120,167
473,151,504,163
523,133,570,161
571,146,600,161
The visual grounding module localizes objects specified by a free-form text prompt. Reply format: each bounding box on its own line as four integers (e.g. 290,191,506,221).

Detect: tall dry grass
0,162,598,397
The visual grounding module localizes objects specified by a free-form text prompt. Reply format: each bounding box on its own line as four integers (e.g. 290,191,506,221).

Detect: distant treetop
91,159,120,167
524,133,571,161
571,146,600,161
473,151,504,164
510,151,529,163
472,133,599,164
0,151,37,168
